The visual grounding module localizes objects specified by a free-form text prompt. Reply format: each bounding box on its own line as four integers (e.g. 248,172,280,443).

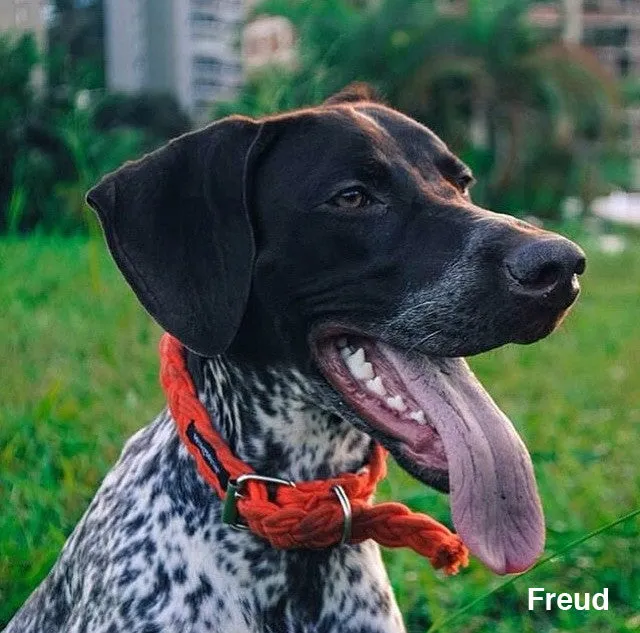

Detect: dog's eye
331,187,372,209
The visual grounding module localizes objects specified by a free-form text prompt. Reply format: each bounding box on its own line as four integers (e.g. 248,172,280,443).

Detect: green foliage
0,20,190,234
1,0,627,232
50,108,146,231
218,0,622,219
47,0,105,92
0,30,144,233
0,33,40,230
0,32,38,120
1,231,639,630
93,93,191,143
2,104,147,234
622,78,640,104
3,91,190,233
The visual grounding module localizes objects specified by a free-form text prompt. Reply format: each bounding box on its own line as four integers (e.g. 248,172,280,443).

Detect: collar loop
223,474,295,530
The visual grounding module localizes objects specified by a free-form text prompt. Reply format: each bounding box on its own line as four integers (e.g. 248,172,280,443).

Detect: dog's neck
151,351,406,632
187,351,374,481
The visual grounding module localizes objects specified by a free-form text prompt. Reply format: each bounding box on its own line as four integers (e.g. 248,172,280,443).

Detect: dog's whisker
407,329,442,353
385,300,437,331
400,298,437,315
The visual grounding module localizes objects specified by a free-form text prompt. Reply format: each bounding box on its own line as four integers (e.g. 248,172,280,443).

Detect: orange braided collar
159,333,469,575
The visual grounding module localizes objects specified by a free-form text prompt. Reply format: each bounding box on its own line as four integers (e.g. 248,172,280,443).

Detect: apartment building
0,0,48,39
530,0,640,187
104,0,244,119
529,0,640,77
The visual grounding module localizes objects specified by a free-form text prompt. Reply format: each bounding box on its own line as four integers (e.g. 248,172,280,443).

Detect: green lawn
1,233,638,631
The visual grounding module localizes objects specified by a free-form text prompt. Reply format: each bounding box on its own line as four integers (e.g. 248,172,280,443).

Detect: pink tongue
381,347,545,574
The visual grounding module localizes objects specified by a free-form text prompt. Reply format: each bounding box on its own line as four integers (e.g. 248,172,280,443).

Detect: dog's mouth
312,330,545,575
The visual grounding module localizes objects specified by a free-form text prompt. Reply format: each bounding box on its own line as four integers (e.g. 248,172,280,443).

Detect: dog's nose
505,237,586,302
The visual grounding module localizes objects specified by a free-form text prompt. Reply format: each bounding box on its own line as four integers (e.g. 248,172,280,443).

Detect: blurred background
0,0,638,631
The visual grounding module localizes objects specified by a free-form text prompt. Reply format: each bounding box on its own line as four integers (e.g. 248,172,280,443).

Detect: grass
1,231,639,631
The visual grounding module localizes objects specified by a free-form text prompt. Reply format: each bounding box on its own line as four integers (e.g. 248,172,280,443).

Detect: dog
6,85,585,632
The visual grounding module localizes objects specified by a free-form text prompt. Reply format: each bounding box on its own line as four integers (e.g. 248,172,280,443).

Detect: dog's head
87,86,585,575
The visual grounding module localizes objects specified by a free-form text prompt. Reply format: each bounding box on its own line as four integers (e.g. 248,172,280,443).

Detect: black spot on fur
173,564,187,584
184,573,213,623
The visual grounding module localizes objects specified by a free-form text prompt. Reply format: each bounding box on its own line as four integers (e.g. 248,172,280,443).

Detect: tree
218,0,620,218
392,0,619,214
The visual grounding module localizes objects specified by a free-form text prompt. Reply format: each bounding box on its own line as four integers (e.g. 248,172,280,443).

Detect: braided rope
160,333,469,575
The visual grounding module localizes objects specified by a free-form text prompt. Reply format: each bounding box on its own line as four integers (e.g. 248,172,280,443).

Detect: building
529,0,640,78
0,0,47,39
243,15,295,71
529,0,640,188
104,0,244,119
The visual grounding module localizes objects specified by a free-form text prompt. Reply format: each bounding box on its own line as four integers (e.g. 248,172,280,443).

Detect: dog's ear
324,82,381,105
87,117,266,357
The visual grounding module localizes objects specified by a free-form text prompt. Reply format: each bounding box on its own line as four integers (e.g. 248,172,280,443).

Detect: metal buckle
222,474,295,530
331,485,352,545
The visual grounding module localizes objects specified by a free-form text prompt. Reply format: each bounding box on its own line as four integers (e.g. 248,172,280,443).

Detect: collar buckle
222,473,296,530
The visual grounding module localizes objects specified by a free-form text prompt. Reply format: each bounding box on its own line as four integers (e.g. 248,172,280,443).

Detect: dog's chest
10,411,404,633
8,364,407,633
109,414,404,633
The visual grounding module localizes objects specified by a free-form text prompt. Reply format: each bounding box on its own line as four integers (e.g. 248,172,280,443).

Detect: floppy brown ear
86,117,266,357
324,82,381,105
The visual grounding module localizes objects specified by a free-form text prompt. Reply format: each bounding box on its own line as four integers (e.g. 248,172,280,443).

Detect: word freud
528,587,609,611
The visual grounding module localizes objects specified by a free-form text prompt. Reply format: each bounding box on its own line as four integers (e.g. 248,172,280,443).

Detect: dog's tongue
381,347,545,574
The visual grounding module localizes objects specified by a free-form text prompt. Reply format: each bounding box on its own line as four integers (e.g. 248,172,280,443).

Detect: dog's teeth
340,347,352,360
344,347,364,370
337,337,347,349
409,410,425,424
386,395,406,412
347,360,374,380
358,362,375,380
365,376,387,396
345,347,374,380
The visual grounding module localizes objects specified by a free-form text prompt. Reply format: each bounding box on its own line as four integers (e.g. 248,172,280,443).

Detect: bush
0,30,192,234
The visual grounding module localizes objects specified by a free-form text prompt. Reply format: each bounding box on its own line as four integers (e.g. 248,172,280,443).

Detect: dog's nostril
505,238,585,295
574,255,586,276
506,260,561,291
527,262,562,290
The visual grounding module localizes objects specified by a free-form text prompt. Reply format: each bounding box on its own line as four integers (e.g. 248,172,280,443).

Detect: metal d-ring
222,473,295,531
331,485,352,545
